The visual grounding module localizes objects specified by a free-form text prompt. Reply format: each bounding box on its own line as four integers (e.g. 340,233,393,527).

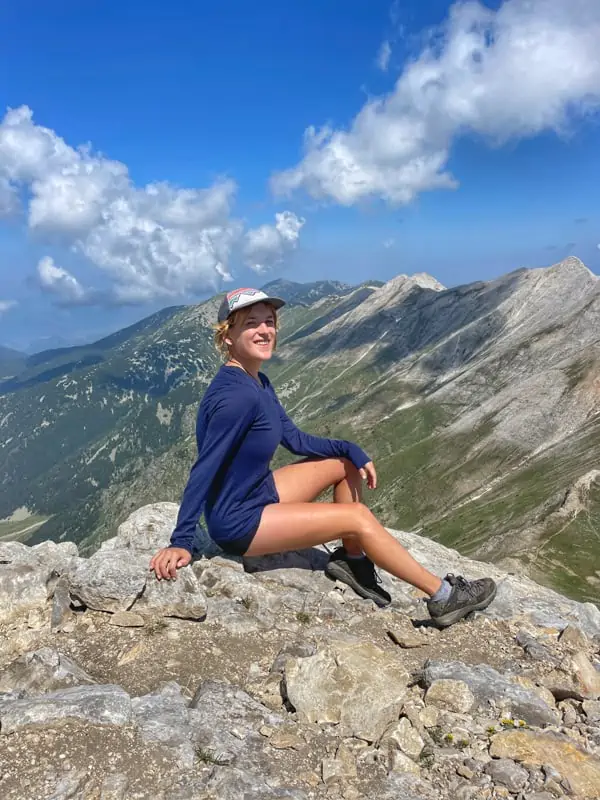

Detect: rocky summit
1,504,599,799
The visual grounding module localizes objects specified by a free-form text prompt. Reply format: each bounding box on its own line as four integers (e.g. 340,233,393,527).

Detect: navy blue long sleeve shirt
169,365,370,553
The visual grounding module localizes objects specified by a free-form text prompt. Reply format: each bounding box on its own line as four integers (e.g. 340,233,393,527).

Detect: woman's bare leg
245,500,442,597
273,457,364,555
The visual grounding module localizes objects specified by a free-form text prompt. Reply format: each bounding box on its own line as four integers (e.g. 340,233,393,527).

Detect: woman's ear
225,338,232,346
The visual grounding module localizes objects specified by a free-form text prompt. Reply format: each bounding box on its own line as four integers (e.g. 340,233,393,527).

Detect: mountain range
1,258,599,603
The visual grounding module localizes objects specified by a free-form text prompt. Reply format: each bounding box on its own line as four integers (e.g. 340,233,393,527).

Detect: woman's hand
359,461,377,490
149,547,192,580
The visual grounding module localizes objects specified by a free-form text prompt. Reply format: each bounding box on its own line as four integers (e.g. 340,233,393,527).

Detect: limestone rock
50,574,74,633
384,717,424,761
284,639,410,742
389,748,421,774
0,564,51,617
0,684,132,734
541,651,600,701
423,660,560,727
113,502,180,553
582,699,600,722
425,679,475,714
490,729,600,798
68,549,147,612
387,627,428,648
131,681,196,769
134,569,207,620
559,625,589,651
484,758,529,792
109,610,145,627
0,648,96,695
99,773,129,800
189,680,286,771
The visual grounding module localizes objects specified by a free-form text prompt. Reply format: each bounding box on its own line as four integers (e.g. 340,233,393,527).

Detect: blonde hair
213,303,279,359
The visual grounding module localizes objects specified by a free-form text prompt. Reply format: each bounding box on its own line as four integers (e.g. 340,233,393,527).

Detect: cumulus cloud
37,256,96,306
376,40,392,72
0,300,17,315
243,211,305,273
0,106,303,305
273,0,600,206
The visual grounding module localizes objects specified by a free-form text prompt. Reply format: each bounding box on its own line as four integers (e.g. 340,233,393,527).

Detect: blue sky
1,0,599,351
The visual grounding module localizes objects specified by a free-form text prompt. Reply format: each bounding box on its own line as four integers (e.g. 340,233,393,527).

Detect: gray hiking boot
427,574,497,628
325,547,392,607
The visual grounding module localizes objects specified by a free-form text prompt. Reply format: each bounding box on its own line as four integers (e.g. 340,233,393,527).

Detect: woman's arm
269,383,370,469
169,391,258,554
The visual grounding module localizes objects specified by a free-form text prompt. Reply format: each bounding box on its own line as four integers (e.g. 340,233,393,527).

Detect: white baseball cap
217,287,286,323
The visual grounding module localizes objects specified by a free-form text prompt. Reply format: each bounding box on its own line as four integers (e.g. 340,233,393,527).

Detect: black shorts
214,528,258,556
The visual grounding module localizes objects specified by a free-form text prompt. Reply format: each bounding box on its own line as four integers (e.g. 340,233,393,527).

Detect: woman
150,287,497,627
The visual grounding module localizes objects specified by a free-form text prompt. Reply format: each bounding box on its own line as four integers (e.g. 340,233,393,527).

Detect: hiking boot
427,574,497,628
325,548,392,607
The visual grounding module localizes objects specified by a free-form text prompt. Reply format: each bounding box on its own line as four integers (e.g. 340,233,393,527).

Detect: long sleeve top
169,365,370,553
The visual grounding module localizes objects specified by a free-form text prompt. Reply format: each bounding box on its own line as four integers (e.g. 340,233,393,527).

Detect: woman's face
228,302,277,363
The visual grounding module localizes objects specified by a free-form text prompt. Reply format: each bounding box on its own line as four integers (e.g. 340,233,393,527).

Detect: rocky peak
0,503,599,799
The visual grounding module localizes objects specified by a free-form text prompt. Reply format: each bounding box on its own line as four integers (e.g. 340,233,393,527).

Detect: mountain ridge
1,258,600,602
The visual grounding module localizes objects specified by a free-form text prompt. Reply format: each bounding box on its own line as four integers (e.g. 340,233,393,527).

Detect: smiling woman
149,286,498,628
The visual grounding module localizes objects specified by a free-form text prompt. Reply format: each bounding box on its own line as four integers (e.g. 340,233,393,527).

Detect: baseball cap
217,287,286,323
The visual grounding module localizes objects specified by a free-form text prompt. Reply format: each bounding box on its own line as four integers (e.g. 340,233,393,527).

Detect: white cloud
0,106,304,305
376,40,392,72
273,0,600,206
37,256,94,305
0,300,17,315
243,211,305,273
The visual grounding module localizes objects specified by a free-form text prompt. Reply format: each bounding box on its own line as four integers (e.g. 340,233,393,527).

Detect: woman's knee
351,502,375,536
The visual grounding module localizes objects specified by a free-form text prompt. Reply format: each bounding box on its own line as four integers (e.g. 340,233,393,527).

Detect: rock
46,768,87,800
377,773,438,800
425,679,475,714
99,773,129,800
68,550,147,612
387,627,428,648
423,660,560,727
383,717,424,761
269,728,303,750
0,564,50,617
0,648,96,695
109,610,145,627
189,680,286,771
200,766,308,799
485,758,529,792
0,684,132,733
509,676,557,709
50,575,74,633
541,651,600,701
582,699,600,722
113,502,180,553
559,625,589,651
284,639,410,742
490,729,600,798
516,631,561,664
131,681,196,769
321,742,357,785
389,749,421,774
135,568,207,620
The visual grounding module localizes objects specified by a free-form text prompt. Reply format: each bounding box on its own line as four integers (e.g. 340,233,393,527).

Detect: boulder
490,729,600,798
68,549,147,612
134,569,207,620
423,660,560,727
0,684,132,734
0,648,96,695
284,639,410,742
